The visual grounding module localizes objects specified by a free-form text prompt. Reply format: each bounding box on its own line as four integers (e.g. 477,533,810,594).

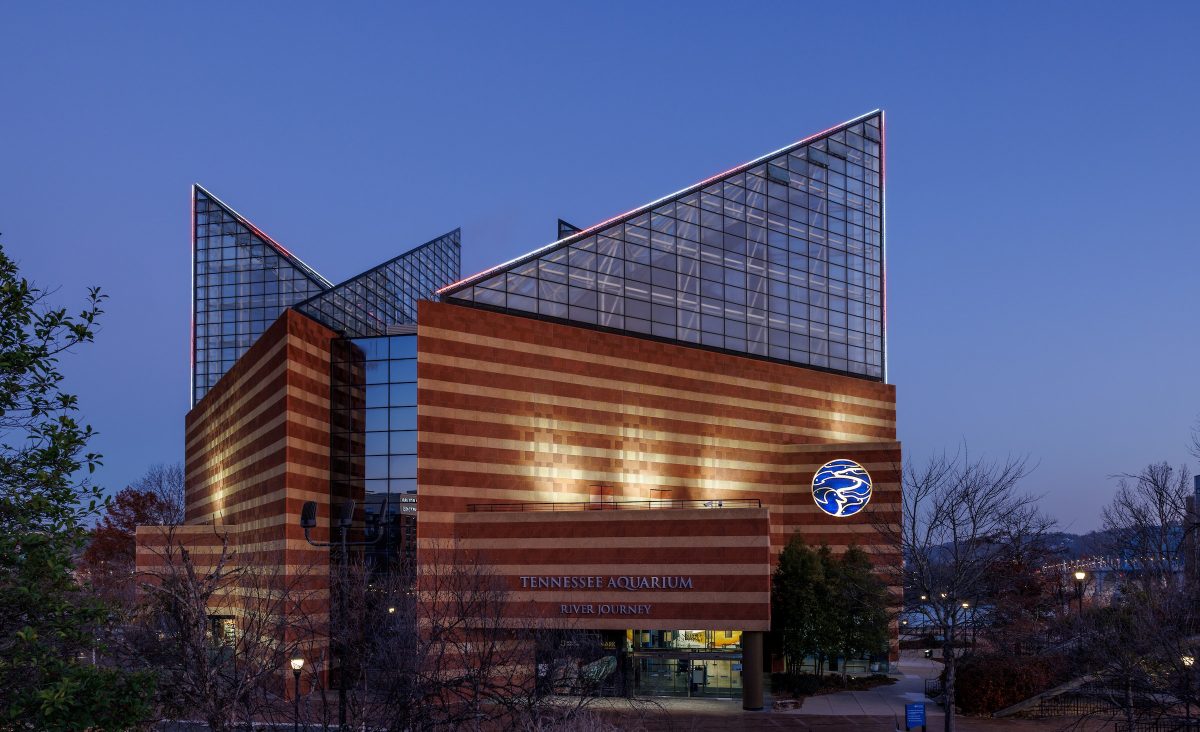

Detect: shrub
952,653,1070,715
770,672,824,697
770,672,895,698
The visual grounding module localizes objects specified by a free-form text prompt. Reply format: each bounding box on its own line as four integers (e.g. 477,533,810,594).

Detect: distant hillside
1043,529,1136,560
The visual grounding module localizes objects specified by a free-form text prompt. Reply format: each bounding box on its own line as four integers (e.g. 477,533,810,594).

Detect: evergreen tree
0,243,154,729
813,544,840,675
772,537,890,677
771,536,824,673
829,545,890,679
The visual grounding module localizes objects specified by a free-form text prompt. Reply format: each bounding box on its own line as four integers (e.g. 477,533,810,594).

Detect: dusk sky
2,2,1197,532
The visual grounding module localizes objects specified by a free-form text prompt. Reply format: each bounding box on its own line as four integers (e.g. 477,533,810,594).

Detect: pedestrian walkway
779,651,1102,730
790,650,942,723
589,650,1115,730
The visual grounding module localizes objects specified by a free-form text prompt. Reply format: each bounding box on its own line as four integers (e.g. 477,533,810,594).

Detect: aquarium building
138,110,900,710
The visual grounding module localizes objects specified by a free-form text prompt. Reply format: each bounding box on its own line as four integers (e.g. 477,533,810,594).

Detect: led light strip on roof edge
879,110,888,384
192,183,334,289
436,109,883,297
189,185,196,405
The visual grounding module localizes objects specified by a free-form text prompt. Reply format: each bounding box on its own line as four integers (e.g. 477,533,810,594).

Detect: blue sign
905,702,926,729
811,459,873,517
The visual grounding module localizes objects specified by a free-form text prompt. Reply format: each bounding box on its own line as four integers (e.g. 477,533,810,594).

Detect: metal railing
925,677,943,698
467,498,763,513
1116,719,1200,732
1030,687,1115,718
1014,683,1162,720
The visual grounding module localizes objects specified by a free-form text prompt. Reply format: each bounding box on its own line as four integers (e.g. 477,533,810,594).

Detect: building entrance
632,652,744,698
628,629,745,698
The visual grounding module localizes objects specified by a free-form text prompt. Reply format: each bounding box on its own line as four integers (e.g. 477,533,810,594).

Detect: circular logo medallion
811,459,872,518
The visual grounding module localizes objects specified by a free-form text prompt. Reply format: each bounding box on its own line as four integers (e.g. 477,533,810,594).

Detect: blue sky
2,2,1197,531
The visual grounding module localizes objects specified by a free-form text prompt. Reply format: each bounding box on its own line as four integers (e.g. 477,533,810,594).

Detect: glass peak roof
191,186,461,405
295,229,461,338
438,110,886,381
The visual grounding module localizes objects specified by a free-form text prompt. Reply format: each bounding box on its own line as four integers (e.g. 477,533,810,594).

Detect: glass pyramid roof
295,229,461,338
440,111,885,380
191,188,461,405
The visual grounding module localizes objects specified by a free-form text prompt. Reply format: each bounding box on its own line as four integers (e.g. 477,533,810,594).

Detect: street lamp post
1183,655,1194,729
300,499,384,730
944,593,955,732
290,656,304,732
1073,571,1086,616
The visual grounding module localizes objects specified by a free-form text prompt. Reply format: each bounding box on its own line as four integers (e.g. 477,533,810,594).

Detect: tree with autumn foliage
80,471,183,609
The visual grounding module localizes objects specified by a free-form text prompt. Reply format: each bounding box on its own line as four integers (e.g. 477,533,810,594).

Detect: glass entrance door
632,654,743,698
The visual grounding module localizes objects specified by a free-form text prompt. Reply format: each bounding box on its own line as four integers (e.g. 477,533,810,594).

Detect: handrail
466,498,762,513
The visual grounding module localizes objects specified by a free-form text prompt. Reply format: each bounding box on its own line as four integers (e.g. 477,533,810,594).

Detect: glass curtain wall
444,114,883,380
192,187,331,404
297,230,460,337
330,334,418,571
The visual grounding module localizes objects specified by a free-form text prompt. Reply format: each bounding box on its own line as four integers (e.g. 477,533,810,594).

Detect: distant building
1184,475,1200,587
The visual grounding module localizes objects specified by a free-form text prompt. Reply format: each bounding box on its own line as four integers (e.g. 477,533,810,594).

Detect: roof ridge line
293,227,461,310
193,183,333,289
436,109,881,296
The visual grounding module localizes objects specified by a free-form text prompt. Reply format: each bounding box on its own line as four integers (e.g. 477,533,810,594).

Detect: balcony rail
467,498,762,513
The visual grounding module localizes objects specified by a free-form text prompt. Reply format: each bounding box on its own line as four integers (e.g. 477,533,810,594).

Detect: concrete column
742,630,764,711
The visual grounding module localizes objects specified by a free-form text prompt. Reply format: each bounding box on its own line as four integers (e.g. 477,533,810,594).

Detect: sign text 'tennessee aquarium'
518,575,694,591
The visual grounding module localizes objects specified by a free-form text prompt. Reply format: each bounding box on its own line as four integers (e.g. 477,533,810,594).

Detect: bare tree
876,452,1055,732
294,544,617,731
126,529,631,731
1060,461,1200,728
130,462,185,526
130,527,318,732
1101,462,1192,594
1066,584,1200,729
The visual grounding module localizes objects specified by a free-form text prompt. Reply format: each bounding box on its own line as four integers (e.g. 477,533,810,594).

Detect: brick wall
416,300,900,558
452,507,772,630
417,300,901,645
137,309,336,628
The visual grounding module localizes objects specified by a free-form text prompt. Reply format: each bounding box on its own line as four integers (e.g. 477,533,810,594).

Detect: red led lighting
192,184,332,289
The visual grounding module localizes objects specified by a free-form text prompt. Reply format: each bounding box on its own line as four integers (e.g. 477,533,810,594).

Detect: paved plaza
596,651,1101,731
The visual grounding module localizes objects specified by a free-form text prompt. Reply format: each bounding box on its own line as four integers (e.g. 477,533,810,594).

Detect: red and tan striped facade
452,508,772,631
138,297,900,648
417,300,901,631
136,309,336,625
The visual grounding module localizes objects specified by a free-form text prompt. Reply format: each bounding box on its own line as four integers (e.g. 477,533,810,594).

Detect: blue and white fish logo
811,459,872,518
